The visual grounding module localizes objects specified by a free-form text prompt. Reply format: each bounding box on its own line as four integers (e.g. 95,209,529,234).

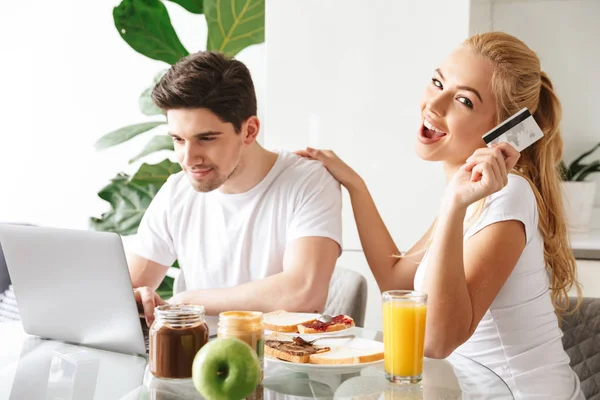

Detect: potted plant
90,0,265,298
560,142,600,232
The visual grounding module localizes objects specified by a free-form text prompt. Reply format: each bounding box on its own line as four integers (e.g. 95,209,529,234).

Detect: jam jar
149,304,209,379
217,311,264,381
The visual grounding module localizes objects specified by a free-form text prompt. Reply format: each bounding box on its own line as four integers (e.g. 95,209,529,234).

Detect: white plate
265,337,384,375
266,356,384,375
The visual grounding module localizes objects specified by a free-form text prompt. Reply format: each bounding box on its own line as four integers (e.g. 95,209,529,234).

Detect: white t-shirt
132,149,342,292
414,174,583,399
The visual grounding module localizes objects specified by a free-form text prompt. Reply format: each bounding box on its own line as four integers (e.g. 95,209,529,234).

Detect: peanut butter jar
217,311,264,380
149,304,209,379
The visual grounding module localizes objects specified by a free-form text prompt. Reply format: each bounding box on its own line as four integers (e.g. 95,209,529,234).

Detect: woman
298,32,583,399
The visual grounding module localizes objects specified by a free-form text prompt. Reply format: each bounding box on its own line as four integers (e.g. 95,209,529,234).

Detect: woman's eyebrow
435,68,483,103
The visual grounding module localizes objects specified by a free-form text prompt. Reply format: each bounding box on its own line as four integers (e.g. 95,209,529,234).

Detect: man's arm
127,173,178,325
169,236,340,315
128,254,169,290
169,161,343,315
129,173,177,288
128,254,169,326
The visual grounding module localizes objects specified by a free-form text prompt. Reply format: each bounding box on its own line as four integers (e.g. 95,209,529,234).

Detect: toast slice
263,310,317,333
264,334,330,363
298,314,355,334
309,345,384,365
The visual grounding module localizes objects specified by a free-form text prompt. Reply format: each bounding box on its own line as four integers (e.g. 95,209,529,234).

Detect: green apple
192,337,261,400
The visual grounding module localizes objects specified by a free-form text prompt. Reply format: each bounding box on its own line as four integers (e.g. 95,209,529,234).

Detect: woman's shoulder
466,173,539,242
507,173,535,191
488,173,537,209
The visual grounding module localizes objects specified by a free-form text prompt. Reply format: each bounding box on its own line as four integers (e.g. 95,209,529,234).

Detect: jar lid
219,310,263,320
154,304,205,320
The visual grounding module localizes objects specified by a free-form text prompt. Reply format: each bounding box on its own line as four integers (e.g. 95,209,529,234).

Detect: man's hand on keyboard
133,286,166,327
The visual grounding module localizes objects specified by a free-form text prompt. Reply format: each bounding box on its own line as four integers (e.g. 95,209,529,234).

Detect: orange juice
383,300,427,378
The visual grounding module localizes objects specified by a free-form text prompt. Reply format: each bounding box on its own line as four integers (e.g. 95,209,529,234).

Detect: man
130,51,342,330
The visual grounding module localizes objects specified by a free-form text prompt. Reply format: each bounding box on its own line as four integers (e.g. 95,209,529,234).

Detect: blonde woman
298,32,583,399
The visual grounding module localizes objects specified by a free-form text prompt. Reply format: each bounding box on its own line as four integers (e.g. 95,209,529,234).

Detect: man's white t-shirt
132,149,343,292
414,174,583,399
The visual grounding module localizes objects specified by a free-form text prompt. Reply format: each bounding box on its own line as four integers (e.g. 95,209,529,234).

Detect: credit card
482,107,544,152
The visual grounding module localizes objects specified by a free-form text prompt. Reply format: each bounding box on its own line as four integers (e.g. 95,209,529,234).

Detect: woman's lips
418,123,447,144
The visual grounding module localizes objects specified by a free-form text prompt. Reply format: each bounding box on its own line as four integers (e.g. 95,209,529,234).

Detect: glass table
0,322,514,399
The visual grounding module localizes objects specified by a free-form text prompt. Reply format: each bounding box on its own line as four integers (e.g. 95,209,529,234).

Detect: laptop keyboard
140,318,150,353
144,332,150,353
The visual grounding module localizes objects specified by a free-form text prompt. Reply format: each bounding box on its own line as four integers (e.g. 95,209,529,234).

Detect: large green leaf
156,276,175,299
133,158,182,183
139,87,165,116
95,122,165,150
113,0,189,65
204,0,265,56
139,70,169,116
157,260,180,299
129,135,174,164
90,159,182,235
89,173,146,235
165,0,203,13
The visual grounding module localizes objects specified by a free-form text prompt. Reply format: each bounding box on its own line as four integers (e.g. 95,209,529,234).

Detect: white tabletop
0,322,514,399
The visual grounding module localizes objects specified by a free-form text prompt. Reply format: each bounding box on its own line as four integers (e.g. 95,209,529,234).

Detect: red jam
301,315,353,332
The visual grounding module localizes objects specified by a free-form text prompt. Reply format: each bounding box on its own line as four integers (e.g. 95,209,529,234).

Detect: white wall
0,0,266,229
265,0,473,329
265,0,471,252
490,0,600,205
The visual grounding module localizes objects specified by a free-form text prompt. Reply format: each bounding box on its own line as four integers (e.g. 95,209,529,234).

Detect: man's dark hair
152,51,257,133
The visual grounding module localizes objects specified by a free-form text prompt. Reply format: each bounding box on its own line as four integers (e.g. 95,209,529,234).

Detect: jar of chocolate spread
149,304,209,379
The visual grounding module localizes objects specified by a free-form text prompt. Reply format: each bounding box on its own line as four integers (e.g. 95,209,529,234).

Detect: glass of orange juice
382,290,427,384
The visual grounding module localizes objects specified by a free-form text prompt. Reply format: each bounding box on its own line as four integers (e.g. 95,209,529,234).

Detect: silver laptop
0,224,147,356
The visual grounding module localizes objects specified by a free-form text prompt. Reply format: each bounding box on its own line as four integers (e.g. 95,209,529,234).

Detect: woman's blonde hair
464,32,582,316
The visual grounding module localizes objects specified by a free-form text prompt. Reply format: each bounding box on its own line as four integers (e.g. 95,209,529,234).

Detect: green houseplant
560,142,600,232
90,0,265,298
559,142,600,182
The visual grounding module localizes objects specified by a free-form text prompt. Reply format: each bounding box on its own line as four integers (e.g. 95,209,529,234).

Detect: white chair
172,266,368,327
323,267,368,327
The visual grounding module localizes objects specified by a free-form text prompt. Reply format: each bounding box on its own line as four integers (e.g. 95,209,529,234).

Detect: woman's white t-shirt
414,174,583,399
